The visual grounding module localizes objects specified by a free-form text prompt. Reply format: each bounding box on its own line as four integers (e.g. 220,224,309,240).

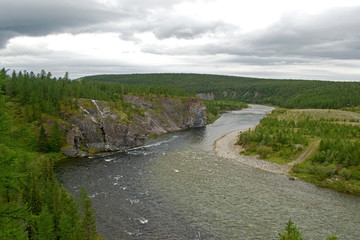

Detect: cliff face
61,96,206,157
196,92,215,100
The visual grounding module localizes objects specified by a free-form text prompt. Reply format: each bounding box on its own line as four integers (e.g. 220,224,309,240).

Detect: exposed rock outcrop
61,96,206,157
222,91,237,99
196,92,215,100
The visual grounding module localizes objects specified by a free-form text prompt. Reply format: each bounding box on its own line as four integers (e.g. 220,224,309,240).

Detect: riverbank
214,129,289,175
230,108,360,195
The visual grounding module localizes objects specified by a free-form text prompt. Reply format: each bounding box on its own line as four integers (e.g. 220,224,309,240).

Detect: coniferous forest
83,73,360,109
0,69,103,239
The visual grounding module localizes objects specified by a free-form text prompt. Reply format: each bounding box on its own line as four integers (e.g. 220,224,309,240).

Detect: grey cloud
249,7,360,59
150,16,234,39
207,6,360,60
0,0,123,47
144,6,360,61
0,0,228,48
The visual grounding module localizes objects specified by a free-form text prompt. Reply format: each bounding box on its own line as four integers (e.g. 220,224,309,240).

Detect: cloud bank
1,0,360,80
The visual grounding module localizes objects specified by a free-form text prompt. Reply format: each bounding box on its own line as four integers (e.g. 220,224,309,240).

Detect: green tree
327,235,338,240
28,176,42,215
59,212,77,240
49,121,62,152
0,204,28,240
81,197,97,240
77,187,97,240
58,195,81,240
278,220,303,240
38,205,56,240
64,72,70,80
38,125,49,153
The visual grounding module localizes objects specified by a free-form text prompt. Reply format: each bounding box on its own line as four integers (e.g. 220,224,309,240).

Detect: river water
57,105,360,240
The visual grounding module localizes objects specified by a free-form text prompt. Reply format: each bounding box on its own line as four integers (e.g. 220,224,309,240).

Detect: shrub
257,146,273,158
278,220,303,240
339,168,352,180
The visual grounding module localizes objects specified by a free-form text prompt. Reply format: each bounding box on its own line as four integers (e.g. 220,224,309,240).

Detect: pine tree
58,195,80,240
38,205,56,240
28,176,42,215
49,121,62,152
77,187,98,240
81,197,97,240
59,212,76,240
278,220,303,240
64,72,70,80
0,205,27,240
38,125,49,153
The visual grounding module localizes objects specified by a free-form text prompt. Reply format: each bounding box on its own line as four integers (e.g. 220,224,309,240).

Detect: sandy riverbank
213,129,289,175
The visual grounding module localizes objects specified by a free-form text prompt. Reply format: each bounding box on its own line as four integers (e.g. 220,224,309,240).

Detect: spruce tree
38,125,49,153
49,121,62,152
38,205,56,240
59,212,76,240
81,197,97,240
77,187,98,240
278,220,303,240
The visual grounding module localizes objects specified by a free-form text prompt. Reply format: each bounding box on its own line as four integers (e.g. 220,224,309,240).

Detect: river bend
57,105,360,240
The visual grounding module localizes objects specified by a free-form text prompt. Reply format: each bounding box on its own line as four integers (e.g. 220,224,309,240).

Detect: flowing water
57,105,360,240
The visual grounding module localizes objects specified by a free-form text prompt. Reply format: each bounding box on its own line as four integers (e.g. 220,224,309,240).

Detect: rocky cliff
61,96,206,157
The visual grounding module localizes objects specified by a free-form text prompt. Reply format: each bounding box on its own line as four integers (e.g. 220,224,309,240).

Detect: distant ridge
83,73,360,109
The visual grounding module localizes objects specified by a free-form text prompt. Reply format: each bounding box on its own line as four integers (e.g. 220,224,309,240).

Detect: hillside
83,73,360,109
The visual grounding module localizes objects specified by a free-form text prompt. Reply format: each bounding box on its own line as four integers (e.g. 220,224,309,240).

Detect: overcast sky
1,0,360,80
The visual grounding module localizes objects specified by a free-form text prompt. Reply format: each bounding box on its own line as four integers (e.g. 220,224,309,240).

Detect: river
57,105,360,240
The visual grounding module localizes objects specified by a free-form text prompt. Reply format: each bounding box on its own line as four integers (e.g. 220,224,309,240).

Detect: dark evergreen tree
64,72,70,80
49,121,62,152
81,197,97,240
77,187,97,240
38,125,49,153
0,205,27,240
278,220,303,240
38,205,56,240
59,212,77,240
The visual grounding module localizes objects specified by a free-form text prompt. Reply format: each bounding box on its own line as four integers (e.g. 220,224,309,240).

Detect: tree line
5,70,190,122
203,100,248,123
83,73,360,109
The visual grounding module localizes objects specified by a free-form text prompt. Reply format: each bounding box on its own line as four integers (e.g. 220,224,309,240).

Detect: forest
83,73,360,109
0,69,105,239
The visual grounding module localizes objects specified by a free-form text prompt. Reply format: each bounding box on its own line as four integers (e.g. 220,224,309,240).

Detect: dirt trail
287,139,321,168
